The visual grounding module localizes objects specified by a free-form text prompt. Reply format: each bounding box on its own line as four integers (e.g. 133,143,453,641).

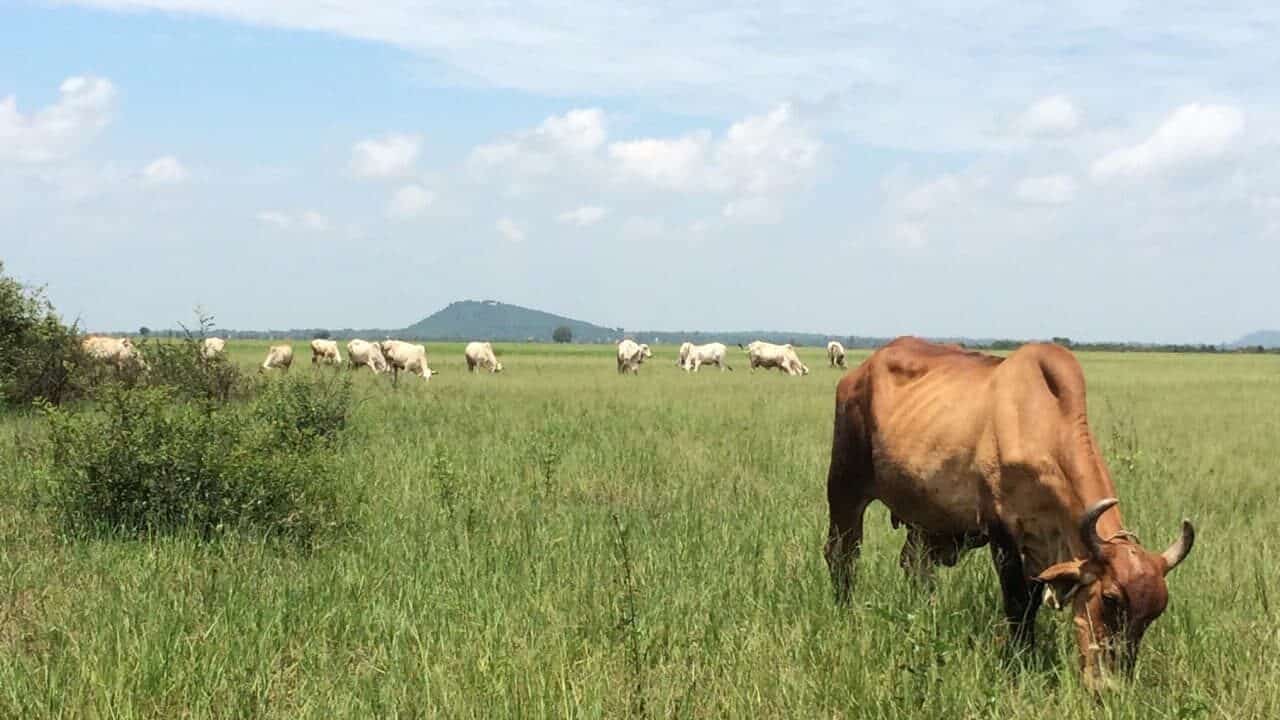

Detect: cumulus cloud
557,205,606,226
351,133,422,178
721,196,781,224
897,172,989,215
1014,174,1076,205
608,133,712,191
470,108,605,179
496,217,526,242
1092,104,1244,181
610,103,821,197
1016,95,1081,136
715,103,822,194
141,155,188,185
0,76,116,163
255,209,330,231
387,183,434,219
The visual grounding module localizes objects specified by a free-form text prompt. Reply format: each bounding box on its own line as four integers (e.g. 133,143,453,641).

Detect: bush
136,314,252,403
0,262,88,408
41,374,355,546
552,325,573,343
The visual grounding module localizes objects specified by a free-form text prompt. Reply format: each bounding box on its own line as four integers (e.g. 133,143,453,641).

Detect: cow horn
1161,519,1195,573
1080,497,1118,559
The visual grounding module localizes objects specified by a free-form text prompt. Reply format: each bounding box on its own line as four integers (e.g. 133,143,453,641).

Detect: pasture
1,340,1278,718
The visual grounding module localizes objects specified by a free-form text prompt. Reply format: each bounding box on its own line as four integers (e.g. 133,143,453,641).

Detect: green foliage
135,315,251,403
552,324,573,343
41,375,353,545
0,261,87,408
252,371,353,449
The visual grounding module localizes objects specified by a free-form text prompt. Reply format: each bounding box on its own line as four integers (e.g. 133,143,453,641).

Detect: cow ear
1035,559,1096,611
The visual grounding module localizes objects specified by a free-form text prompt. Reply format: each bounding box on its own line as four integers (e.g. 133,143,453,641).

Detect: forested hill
1231,330,1280,349
400,300,618,342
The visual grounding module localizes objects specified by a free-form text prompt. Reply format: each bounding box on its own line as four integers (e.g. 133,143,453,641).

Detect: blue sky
2,1,1277,342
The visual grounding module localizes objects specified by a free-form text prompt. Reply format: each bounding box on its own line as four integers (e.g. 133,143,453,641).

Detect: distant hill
400,300,618,342
1230,330,1280,349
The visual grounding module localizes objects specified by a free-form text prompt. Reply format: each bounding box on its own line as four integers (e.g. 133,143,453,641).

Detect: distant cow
678,341,733,372
202,337,227,360
310,339,342,367
261,344,293,372
83,336,147,371
346,339,387,374
739,341,808,376
381,340,436,381
465,341,503,373
616,339,653,375
827,341,847,369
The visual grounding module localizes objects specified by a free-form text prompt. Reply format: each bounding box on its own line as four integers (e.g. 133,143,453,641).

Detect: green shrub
42,375,354,546
0,261,88,408
136,315,252,403
253,371,353,449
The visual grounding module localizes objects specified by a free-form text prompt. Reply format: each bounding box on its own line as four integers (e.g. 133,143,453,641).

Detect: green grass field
2,341,1278,718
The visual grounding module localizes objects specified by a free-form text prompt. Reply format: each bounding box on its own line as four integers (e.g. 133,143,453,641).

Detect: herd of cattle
81,335,852,379
77,332,1196,691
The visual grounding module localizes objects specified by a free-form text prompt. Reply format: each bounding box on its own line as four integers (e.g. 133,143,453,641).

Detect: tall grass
1,341,1277,717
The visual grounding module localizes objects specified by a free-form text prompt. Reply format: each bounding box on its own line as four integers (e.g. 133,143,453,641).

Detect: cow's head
640,344,653,360
1036,498,1194,691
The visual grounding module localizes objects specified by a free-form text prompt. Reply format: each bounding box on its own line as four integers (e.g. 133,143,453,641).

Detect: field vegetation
1,339,1278,717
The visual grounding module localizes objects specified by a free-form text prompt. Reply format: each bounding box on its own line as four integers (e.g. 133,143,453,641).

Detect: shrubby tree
552,325,573,344
0,261,85,407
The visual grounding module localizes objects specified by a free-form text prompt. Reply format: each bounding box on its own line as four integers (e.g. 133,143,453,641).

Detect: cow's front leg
989,524,1041,649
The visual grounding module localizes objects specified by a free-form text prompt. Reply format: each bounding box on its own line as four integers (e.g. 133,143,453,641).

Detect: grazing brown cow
824,337,1194,691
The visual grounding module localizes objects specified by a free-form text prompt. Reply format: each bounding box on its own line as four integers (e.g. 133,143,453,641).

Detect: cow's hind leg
825,494,870,605
990,524,1041,649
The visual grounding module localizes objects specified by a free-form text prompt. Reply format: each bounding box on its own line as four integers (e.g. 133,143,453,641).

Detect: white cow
616,339,653,375
464,341,503,373
261,344,293,372
827,340,847,369
82,336,147,371
678,341,733,372
739,341,808,376
380,340,436,381
310,339,342,366
346,339,387,374
201,337,227,360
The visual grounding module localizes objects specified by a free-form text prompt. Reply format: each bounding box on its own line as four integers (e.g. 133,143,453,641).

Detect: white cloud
714,103,821,194
557,205,606,226
255,211,294,229
610,103,821,199
1092,104,1244,181
299,210,330,231
470,108,605,179
1014,174,1076,205
1016,95,1081,136
255,209,330,231
0,76,116,163
721,196,781,224
897,172,988,215
350,133,422,179
141,155,188,185
387,183,434,219
496,217,526,242
608,133,712,191
891,222,927,250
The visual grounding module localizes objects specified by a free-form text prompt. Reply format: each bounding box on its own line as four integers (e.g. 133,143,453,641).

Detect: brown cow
824,337,1194,691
